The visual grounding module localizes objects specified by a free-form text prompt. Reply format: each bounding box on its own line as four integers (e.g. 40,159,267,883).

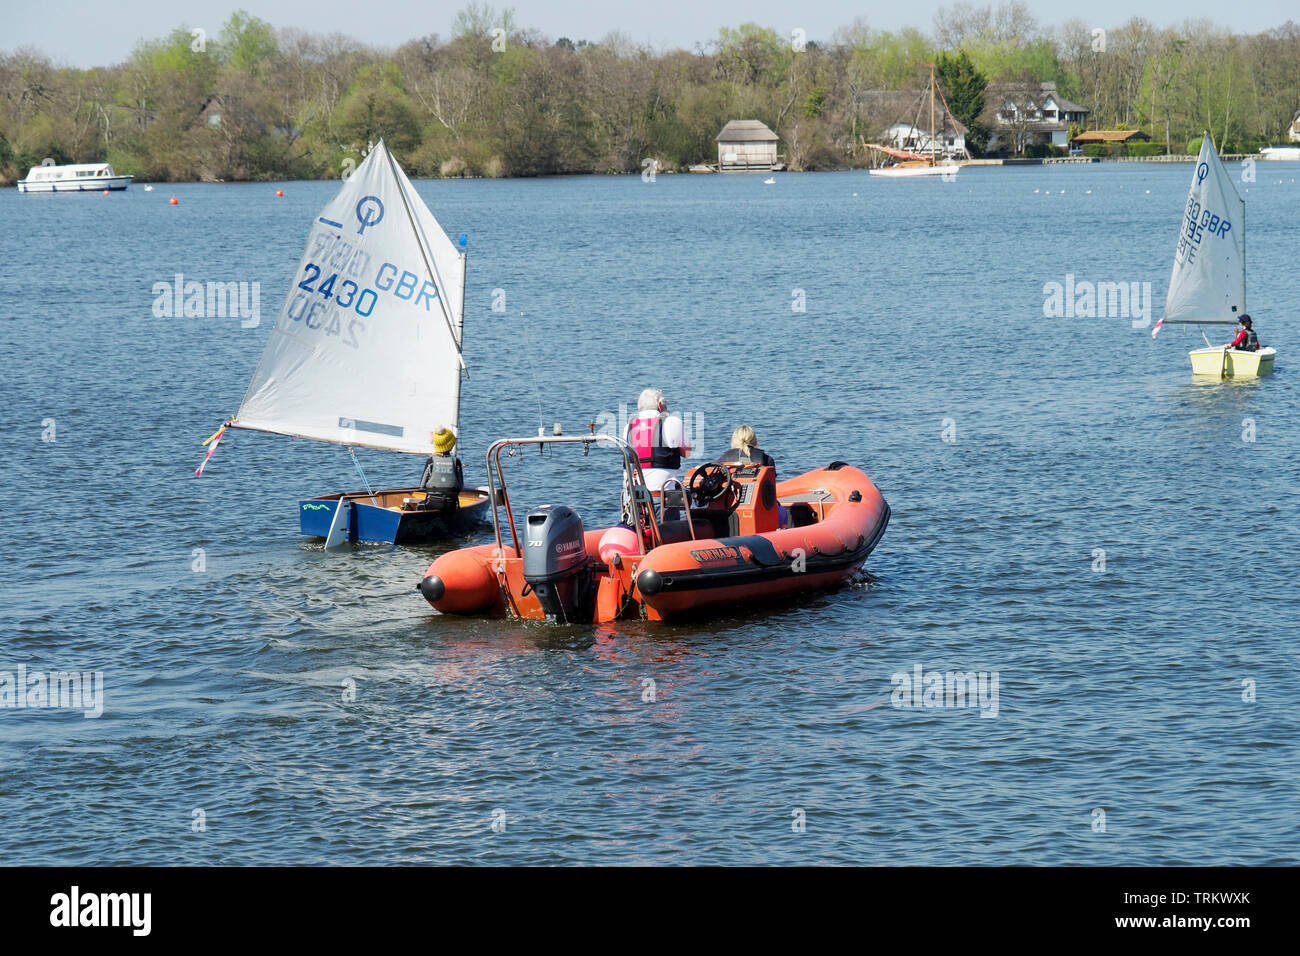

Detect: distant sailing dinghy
1153,134,1276,378
199,139,490,545
867,63,962,179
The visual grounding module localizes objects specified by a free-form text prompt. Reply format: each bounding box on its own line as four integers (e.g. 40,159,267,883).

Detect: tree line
2,2,1298,183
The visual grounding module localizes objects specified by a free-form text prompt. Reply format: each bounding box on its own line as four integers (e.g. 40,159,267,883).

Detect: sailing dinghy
199,139,491,546
1153,134,1276,378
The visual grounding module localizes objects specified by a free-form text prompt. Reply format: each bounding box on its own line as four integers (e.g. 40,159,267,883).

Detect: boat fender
636,568,664,597
848,490,862,502
419,575,446,603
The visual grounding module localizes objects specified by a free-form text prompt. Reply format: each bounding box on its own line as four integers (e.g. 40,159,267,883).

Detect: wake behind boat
198,139,491,545
1152,134,1276,378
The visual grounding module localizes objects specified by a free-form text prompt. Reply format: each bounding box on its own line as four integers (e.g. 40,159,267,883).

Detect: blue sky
7,0,1298,66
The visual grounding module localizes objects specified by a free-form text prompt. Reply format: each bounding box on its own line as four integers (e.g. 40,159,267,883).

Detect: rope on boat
348,447,379,506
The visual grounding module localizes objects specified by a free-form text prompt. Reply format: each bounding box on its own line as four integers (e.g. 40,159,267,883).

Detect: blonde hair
730,425,757,456
637,387,665,413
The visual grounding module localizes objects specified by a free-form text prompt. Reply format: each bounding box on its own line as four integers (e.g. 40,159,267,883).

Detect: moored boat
418,435,889,623
1259,145,1300,161
866,62,963,179
18,162,133,192
868,160,957,178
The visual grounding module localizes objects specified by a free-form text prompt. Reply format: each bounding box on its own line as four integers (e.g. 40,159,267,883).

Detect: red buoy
275,189,284,197
169,197,179,205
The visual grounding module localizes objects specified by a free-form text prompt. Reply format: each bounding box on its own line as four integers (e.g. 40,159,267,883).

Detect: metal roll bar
484,435,663,563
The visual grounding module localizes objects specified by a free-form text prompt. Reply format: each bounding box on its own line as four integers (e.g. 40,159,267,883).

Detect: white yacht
1259,145,1300,161
17,162,133,193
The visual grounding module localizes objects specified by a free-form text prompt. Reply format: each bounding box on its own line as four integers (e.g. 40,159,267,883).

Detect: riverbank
968,153,1260,166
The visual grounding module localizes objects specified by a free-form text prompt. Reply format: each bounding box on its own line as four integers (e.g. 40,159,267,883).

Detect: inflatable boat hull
418,463,888,622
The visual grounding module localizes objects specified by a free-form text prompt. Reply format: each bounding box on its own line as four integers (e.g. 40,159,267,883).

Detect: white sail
234,140,466,456
1160,135,1246,326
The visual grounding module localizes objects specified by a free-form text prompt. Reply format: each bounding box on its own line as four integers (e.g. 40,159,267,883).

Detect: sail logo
355,195,385,235
152,274,260,328
891,664,999,718
1042,274,1152,329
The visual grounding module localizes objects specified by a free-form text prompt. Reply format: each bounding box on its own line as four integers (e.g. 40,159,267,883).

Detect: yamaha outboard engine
522,505,592,623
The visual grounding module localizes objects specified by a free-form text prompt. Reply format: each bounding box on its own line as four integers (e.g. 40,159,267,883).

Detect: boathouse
716,120,780,171
1070,130,1151,148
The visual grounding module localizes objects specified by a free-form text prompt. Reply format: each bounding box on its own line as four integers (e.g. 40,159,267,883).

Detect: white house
983,83,1090,154
883,119,967,158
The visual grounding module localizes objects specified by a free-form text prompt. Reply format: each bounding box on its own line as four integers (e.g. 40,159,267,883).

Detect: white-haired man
625,387,691,491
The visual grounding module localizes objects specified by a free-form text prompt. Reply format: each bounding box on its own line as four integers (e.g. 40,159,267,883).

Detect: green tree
220,10,278,77
936,49,988,153
334,64,421,153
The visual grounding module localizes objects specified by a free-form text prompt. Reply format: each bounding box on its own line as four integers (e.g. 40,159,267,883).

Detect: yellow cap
433,428,457,454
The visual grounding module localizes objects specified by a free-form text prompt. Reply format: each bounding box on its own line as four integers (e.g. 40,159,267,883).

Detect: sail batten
1160,135,1246,326
233,141,465,457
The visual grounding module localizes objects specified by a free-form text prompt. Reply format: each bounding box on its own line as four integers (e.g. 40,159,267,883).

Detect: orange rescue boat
418,435,889,623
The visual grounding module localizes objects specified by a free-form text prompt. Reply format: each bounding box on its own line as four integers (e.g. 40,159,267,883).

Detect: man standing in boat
1226,315,1260,352
626,388,691,492
418,428,464,512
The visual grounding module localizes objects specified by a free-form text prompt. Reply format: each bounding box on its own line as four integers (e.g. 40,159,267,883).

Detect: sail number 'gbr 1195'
1175,190,1233,269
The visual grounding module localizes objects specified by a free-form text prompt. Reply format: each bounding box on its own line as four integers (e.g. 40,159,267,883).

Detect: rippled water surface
2,162,1299,864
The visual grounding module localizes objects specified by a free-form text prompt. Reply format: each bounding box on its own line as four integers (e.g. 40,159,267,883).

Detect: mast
1241,182,1247,314
383,143,466,373
455,239,467,436
930,62,936,166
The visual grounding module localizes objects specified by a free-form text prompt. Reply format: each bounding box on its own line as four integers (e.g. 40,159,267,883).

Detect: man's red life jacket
627,414,682,469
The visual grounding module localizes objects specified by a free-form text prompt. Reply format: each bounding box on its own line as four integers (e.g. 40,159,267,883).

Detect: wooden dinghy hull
300,488,492,545
418,461,888,622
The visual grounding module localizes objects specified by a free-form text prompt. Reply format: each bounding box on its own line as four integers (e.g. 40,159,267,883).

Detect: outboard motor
522,505,592,623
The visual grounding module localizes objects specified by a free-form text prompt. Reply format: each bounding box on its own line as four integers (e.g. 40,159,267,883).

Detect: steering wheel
688,462,734,508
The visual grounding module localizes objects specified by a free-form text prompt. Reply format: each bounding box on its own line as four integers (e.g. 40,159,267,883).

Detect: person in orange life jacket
625,387,691,492
418,427,463,511
1226,315,1260,352
714,425,775,469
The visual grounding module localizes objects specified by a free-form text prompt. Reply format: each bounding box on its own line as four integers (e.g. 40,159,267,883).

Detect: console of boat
417,435,890,623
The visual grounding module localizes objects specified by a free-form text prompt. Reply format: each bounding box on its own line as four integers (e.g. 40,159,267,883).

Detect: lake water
2,161,1298,865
